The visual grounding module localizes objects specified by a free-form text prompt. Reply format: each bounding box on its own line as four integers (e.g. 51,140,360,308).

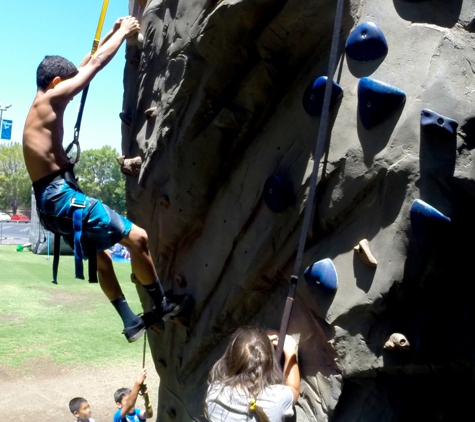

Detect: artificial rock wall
122,0,475,420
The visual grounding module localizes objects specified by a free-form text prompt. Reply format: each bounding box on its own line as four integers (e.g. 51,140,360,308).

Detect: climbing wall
122,0,475,420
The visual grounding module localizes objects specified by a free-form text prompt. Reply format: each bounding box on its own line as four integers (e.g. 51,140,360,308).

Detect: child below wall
205,327,300,422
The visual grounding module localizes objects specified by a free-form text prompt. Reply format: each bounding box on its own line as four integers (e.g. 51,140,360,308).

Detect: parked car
11,214,30,223
0,212,11,222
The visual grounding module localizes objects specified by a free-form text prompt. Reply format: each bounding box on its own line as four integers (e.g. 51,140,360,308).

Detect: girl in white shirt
205,327,300,422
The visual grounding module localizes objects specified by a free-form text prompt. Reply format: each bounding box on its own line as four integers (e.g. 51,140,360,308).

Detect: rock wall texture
122,0,475,420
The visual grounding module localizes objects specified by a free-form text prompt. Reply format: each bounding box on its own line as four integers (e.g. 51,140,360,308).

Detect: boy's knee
97,251,113,271
130,226,149,250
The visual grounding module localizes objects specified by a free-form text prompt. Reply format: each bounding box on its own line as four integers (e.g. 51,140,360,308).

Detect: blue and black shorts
33,168,133,254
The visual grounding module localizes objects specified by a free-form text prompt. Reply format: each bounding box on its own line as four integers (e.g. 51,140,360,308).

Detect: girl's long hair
206,327,283,422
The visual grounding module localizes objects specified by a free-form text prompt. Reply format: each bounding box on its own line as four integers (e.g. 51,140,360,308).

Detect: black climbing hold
410,199,451,249
358,77,406,129
421,109,458,135
303,258,338,293
302,76,343,117
263,175,295,213
345,22,388,62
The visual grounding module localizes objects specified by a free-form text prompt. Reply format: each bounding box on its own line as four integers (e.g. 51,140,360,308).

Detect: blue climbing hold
410,199,451,249
358,77,406,129
304,258,338,293
303,76,343,117
263,175,295,213
345,22,388,62
421,109,458,135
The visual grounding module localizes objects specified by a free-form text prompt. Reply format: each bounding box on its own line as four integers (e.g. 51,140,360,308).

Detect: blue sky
0,0,131,151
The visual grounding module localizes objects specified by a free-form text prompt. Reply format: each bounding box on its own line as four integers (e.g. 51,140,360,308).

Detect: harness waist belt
32,166,79,191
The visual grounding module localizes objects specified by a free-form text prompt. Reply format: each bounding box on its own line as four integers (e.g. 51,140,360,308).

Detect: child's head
114,387,131,408
36,55,78,90
209,326,282,396
69,397,91,421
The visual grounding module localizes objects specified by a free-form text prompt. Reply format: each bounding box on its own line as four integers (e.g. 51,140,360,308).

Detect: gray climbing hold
354,239,378,268
384,333,410,350
145,106,158,118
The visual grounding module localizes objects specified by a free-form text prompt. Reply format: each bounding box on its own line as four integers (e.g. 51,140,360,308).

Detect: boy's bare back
22,16,140,183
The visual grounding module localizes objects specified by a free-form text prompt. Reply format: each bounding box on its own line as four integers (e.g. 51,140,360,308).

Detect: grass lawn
0,245,147,370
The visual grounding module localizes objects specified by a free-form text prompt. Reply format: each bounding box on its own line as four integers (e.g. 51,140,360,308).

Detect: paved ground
0,221,30,245
0,358,160,422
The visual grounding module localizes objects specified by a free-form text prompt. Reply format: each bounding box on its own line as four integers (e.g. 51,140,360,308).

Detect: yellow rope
92,0,110,55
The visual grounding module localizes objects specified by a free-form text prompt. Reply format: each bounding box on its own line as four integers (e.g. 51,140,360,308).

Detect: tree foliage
0,142,31,214
74,145,126,215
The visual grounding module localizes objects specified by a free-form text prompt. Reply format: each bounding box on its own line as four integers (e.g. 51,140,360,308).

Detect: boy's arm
78,18,125,68
139,386,153,419
51,16,139,104
120,369,147,418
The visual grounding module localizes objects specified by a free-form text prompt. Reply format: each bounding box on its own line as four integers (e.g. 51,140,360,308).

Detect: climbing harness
275,0,346,361
50,0,110,283
64,0,110,165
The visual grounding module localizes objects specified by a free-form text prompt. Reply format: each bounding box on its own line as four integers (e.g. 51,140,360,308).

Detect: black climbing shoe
161,293,193,321
123,319,146,343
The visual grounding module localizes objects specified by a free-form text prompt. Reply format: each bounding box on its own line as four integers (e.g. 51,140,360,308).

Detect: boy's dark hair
114,388,131,404
36,55,78,90
69,397,87,414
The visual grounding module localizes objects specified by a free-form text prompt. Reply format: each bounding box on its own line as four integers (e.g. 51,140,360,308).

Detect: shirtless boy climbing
23,16,191,342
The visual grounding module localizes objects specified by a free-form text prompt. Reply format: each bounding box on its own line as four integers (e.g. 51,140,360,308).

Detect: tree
74,145,126,215
0,142,31,215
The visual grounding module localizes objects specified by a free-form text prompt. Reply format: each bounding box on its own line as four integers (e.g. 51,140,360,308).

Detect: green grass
0,245,146,369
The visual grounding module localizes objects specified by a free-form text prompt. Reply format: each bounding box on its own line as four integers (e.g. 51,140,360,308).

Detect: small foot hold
384,333,410,350
354,239,377,268
145,106,158,118
170,314,191,328
165,407,177,420
117,155,142,177
119,111,132,127
159,196,170,209
174,274,187,288
303,258,338,293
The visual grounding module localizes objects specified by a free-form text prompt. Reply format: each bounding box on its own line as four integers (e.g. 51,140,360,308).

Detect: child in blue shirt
69,397,96,422
113,369,152,422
